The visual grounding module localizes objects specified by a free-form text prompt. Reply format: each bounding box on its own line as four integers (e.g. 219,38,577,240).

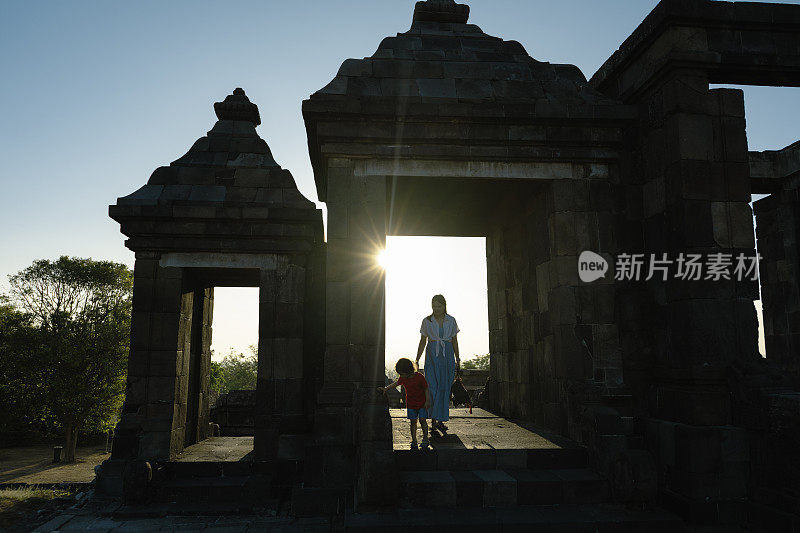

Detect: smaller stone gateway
97,88,325,497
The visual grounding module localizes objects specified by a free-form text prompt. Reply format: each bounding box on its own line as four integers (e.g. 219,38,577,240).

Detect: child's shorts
407,407,429,420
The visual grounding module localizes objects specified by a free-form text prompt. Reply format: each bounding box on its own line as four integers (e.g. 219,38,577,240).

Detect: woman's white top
420,314,460,359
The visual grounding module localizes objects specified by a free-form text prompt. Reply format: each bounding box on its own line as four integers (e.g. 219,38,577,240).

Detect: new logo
578,251,608,283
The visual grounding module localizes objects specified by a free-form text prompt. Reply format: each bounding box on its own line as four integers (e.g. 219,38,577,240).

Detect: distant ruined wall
753,143,800,381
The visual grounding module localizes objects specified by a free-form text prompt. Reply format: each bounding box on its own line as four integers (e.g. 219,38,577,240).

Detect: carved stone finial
214,88,261,126
413,0,469,24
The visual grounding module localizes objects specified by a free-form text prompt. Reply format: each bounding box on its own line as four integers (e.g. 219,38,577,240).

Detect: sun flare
377,249,389,269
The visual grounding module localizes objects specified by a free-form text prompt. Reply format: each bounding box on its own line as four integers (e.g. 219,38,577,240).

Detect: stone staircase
391,446,684,530
140,434,309,513
395,446,605,508
153,460,287,508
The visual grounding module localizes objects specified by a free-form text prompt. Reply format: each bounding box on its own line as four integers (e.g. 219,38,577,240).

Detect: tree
461,353,490,370
2,257,132,461
210,345,258,394
0,300,51,434
210,360,224,394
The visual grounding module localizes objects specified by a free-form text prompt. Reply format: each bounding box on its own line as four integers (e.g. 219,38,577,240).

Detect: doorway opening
382,236,489,378
181,286,259,462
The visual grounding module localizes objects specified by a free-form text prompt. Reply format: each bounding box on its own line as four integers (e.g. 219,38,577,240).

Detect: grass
0,486,75,532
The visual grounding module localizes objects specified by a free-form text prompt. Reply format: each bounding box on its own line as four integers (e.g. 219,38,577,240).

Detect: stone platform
174,436,254,462
389,408,565,451
173,435,307,463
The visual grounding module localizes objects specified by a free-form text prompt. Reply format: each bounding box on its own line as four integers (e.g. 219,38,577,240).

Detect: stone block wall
610,78,761,521
486,171,621,442
624,77,759,425
587,4,787,517
644,418,750,524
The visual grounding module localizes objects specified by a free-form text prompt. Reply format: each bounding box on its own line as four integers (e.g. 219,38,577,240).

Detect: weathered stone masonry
98,0,800,528
591,0,800,524
98,89,325,495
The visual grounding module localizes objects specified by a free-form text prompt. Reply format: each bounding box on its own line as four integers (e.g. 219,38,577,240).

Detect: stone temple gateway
98,0,800,529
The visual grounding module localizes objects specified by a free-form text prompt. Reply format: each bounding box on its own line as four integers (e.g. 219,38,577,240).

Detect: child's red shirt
397,372,428,409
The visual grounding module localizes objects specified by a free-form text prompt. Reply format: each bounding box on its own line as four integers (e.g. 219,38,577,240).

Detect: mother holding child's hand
417,294,460,436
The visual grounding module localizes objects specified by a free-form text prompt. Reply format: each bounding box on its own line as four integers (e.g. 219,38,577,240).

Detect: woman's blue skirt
424,341,456,422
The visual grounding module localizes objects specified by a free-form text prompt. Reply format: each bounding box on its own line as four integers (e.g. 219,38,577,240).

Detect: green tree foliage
0,301,50,434
0,257,132,461
461,353,490,370
210,360,224,394
210,345,258,394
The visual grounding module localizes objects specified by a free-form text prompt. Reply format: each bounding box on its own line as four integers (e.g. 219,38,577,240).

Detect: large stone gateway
99,0,800,529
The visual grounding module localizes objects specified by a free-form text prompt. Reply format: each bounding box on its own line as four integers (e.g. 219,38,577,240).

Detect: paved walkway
390,408,564,450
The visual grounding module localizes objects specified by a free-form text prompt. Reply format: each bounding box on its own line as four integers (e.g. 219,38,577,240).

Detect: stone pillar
116,255,194,462
755,189,800,378
324,161,387,387
299,160,386,507
641,75,759,425
486,225,509,416
632,73,759,517
184,287,213,446
254,258,306,460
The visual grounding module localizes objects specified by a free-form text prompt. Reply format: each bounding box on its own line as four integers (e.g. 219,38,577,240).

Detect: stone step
345,504,685,531
155,459,303,505
158,474,271,504
395,446,588,471
159,458,303,481
398,468,609,508
160,461,253,478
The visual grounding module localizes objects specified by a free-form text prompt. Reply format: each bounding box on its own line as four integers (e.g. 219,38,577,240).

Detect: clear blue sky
1,1,798,360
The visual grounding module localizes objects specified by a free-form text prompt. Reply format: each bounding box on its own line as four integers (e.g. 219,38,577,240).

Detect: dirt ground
0,444,109,484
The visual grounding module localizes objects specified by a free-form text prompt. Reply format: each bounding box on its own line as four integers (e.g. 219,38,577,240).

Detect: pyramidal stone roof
110,89,321,253
307,0,617,109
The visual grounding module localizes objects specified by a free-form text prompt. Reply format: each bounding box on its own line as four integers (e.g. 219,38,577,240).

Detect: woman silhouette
416,294,460,435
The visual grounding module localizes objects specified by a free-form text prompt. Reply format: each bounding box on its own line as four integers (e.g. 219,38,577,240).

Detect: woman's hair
395,357,415,375
427,294,447,322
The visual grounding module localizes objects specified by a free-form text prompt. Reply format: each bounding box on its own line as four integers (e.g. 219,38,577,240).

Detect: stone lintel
124,237,314,255
303,96,638,121
353,159,608,180
160,253,278,270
